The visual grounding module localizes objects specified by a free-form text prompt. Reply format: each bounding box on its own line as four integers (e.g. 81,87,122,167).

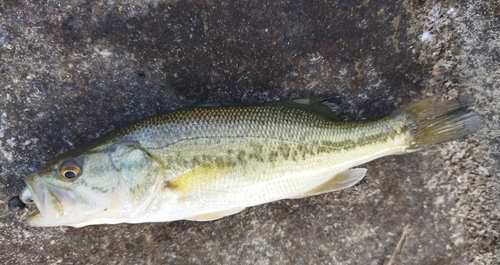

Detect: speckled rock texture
0,0,498,264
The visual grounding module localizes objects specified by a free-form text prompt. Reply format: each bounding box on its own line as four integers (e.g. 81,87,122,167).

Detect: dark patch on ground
46,1,420,105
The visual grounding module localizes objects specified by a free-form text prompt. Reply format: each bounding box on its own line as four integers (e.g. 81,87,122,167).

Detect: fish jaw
23,170,163,227
24,173,75,227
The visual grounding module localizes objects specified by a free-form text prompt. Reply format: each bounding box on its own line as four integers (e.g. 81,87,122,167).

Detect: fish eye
58,159,82,181
62,168,78,178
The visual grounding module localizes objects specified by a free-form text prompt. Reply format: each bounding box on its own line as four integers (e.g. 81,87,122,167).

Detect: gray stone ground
0,0,498,264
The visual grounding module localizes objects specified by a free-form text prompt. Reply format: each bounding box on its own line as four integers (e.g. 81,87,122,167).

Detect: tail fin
391,95,483,151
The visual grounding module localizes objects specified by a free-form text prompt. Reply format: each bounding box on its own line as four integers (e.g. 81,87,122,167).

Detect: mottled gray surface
0,0,498,264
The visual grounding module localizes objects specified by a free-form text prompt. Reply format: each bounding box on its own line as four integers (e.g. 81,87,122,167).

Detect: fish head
23,149,127,227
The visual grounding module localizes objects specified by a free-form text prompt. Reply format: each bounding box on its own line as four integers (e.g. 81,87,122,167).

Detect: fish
19,95,482,227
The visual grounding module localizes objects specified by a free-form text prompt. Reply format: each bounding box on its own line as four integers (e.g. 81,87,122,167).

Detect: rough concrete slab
0,0,498,264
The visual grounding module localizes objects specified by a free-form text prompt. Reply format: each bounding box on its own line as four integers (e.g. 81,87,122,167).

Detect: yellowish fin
170,158,229,194
186,207,245,221
297,168,367,198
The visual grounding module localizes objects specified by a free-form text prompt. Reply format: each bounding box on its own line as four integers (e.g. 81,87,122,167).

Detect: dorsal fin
274,97,347,121
196,96,348,121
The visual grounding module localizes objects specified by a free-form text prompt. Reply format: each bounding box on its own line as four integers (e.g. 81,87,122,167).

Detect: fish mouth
24,173,75,226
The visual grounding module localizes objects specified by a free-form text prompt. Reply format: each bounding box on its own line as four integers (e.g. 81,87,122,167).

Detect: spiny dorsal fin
195,97,348,121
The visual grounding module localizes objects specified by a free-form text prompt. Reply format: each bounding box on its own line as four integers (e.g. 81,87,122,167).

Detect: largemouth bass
19,95,481,227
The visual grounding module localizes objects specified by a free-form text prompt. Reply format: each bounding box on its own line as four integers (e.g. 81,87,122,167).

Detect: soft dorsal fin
195,97,348,121
274,97,347,121
297,168,367,198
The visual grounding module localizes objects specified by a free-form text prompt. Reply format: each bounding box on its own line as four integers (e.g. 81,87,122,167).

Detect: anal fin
186,207,245,221
298,168,367,198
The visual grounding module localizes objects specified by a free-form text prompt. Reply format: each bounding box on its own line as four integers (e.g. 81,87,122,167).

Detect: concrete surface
0,0,498,264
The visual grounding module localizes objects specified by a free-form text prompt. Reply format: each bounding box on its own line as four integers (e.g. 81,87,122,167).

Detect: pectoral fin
169,158,229,194
186,207,245,221
298,168,367,198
